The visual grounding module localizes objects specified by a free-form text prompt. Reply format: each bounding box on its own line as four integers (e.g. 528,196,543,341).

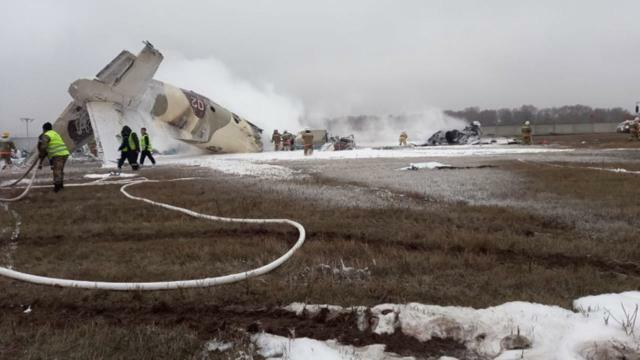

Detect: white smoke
155,52,305,148
154,52,467,150
319,109,468,147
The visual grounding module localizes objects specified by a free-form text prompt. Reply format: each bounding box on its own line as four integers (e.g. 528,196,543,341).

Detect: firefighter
521,121,533,145
117,125,140,171
37,122,70,192
139,127,156,166
302,129,314,156
399,131,408,146
282,130,292,151
629,117,640,141
0,131,17,169
272,129,282,151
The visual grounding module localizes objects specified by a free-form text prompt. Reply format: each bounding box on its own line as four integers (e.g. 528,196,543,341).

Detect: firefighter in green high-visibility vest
117,125,140,171
139,127,156,166
37,122,70,192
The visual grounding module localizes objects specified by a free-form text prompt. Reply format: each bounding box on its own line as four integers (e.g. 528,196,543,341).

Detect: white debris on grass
398,162,451,171
83,173,138,179
251,291,640,360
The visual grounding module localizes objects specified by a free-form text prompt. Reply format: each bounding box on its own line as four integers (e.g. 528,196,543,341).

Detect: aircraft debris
50,42,263,165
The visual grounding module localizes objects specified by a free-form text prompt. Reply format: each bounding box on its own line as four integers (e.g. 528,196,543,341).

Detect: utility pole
20,117,34,137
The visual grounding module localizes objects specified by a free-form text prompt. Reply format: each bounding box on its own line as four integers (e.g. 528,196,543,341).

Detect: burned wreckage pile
423,121,483,145
423,121,518,146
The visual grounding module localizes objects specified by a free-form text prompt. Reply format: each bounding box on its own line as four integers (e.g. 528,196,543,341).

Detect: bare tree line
444,105,631,126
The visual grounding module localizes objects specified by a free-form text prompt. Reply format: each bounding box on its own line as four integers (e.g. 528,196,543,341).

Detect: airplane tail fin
93,42,163,106
112,42,163,102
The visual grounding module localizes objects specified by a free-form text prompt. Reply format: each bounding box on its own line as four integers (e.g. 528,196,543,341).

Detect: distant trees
444,105,631,125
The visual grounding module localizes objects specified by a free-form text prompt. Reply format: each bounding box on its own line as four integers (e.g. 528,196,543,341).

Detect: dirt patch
535,133,640,149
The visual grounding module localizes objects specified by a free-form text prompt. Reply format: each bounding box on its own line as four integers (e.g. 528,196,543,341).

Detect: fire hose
0,164,306,290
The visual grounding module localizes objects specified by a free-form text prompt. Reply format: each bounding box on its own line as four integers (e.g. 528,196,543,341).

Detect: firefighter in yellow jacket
37,122,70,192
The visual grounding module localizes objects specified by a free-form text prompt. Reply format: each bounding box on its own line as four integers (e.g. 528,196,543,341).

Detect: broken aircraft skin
423,121,483,146
51,41,263,163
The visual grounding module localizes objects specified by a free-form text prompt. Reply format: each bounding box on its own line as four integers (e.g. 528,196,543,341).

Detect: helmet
1,131,8,138
524,121,530,126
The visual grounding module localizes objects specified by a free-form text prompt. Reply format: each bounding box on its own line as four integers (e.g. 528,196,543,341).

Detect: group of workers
271,129,315,155
116,126,155,171
270,130,295,151
1,123,157,193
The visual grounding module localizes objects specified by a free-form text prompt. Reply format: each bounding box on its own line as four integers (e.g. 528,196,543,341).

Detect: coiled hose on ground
0,163,306,290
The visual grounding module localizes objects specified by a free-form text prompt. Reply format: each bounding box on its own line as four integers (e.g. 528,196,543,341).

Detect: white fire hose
0,165,306,291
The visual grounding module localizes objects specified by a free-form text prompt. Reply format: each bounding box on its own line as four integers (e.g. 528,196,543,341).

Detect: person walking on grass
117,125,140,171
139,127,156,166
37,122,70,192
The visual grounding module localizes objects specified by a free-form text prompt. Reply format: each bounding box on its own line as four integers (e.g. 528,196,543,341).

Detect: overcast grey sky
1,0,639,135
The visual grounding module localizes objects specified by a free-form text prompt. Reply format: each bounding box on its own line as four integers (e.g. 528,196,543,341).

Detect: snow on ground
253,333,412,360
244,292,640,360
162,146,570,178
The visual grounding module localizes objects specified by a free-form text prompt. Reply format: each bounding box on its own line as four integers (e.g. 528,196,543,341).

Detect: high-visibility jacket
141,134,152,151
122,132,139,152
44,130,70,158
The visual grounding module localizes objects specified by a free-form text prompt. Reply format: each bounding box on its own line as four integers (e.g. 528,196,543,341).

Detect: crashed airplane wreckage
50,41,263,163
423,121,517,146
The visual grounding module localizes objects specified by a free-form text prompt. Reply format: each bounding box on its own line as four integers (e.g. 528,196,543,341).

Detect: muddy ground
0,135,639,359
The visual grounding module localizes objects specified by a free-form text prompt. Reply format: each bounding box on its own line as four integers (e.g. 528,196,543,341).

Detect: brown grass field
0,135,639,359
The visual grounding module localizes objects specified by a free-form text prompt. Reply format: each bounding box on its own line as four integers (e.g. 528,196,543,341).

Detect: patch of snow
253,333,412,360
205,339,233,352
269,291,640,360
